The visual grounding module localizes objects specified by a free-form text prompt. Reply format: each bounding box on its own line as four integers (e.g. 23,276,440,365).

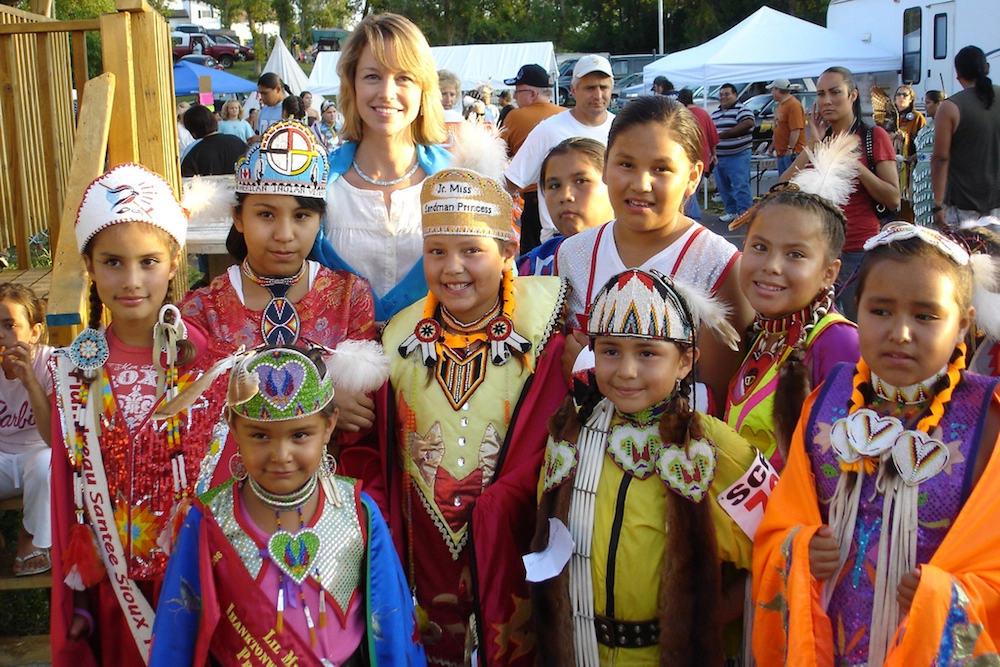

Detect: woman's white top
324,176,424,299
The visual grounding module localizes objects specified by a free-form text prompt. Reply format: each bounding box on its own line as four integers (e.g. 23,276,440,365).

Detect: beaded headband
588,269,696,344
228,348,335,422
863,221,970,266
236,121,329,199
76,163,188,253
421,168,518,243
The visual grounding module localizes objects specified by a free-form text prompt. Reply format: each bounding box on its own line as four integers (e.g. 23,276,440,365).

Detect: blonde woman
311,13,450,322
217,98,254,143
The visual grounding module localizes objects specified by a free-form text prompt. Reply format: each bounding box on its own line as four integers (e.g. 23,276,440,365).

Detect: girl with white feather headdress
727,133,863,469
531,268,760,666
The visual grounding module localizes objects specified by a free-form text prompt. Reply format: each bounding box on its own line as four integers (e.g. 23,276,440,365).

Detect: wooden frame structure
0,0,182,346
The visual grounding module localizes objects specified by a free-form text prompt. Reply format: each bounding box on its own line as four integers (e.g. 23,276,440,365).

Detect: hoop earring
229,453,248,481
320,453,337,479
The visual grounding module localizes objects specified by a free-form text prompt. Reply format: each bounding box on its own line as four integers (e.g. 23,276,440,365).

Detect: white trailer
826,0,1000,97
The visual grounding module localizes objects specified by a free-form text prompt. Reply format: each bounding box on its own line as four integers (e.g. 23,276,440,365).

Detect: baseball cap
767,77,792,90
504,64,551,87
573,54,613,80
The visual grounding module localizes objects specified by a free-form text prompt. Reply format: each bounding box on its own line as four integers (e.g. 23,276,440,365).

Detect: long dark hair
955,45,995,109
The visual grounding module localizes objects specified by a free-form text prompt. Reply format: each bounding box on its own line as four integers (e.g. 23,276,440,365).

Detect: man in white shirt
505,54,615,249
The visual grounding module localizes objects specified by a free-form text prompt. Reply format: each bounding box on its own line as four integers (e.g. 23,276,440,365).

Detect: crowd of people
4,10,1000,666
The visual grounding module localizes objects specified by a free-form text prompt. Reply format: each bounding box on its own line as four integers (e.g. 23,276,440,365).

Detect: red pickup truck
172,32,253,69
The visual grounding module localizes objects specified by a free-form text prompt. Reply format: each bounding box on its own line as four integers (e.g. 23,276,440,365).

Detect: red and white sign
717,448,779,540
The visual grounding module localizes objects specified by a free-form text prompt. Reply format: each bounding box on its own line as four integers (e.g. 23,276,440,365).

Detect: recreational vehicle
827,0,1000,96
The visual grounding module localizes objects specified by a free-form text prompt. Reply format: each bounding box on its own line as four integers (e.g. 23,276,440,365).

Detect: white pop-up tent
643,6,899,91
243,38,322,116
306,41,558,98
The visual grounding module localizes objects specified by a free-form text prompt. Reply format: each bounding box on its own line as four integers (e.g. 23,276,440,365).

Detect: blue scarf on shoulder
310,141,452,322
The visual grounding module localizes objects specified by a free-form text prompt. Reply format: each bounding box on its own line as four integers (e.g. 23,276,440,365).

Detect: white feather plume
790,132,861,209
971,253,1000,340
326,339,390,395
182,176,236,225
446,121,509,182
669,276,740,351
959,215,1000,230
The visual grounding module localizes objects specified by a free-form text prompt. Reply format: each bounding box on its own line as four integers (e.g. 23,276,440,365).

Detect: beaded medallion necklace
241,259,306,346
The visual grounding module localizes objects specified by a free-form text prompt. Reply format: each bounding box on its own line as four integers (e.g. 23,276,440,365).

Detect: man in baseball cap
505,54,614,252
504,64,552,88
767,77,805,173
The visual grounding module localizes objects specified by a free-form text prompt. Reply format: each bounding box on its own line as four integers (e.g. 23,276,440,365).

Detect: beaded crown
588,269,695,344
235,121,329,199
75,163,188,253
864,221,970,265
229,348,335,422
420,168,518,243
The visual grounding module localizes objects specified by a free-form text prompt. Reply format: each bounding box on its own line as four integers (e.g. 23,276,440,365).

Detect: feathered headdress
728,133,860,231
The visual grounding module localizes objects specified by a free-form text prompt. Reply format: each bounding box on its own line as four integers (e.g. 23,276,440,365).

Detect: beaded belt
594,614,660,649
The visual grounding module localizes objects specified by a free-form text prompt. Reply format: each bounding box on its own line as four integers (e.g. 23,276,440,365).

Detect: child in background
150,344,424,667
531,269,757,665
0,283,53,577
382,167,569,666
754,223,1000,665
726,136,862,468
438,69,464,125
518,137,614,276
557,95,754,411
181,121,376,432
217,99,254,144
50,164,230,667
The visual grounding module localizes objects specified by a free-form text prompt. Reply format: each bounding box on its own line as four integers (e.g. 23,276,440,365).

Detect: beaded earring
229,453,248,481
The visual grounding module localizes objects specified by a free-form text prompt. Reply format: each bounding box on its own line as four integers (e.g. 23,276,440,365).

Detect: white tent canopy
243,38,319,116
306,41,558,98
643,6,899,91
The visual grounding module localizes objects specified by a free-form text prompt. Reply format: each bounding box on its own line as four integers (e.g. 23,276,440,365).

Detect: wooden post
99,11,138,166
46,73,115,346
0,34,30,269
70,31,87,115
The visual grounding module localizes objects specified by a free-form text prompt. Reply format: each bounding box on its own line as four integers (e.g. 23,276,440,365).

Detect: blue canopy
173,60,257,96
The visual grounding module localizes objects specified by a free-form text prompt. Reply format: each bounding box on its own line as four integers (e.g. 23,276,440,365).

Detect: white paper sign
522,517,575,583
716,448,779,540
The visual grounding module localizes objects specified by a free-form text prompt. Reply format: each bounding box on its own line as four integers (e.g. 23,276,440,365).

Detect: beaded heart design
846,408,904,458
656,439,717,502
543,439,577,491
257,360,307,411
829,418,861,463
267,529,319,585
892,430,949,486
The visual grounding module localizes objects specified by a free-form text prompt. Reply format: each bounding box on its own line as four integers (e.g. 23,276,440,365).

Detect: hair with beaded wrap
855,230,973,311
82,224,194,376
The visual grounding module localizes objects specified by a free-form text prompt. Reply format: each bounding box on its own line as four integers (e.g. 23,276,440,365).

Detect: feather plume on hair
669,276,740,351
959,215,1000,231
152,348,254,419
447,122,509,182
326,340,390,395
790,132,861,209
181,175,236,224
971,252,1000,341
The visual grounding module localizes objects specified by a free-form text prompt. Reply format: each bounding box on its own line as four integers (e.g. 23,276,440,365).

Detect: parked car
556,58,578,106
173,23,207,34
179,54,224,70
752,91,817,152
171,32,253,68
610,73,644,109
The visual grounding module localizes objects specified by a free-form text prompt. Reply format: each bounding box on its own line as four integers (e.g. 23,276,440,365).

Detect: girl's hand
3,342,37,386
334,388,376,433
809,525,841,581
68,611,91,641
897,567,921,614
